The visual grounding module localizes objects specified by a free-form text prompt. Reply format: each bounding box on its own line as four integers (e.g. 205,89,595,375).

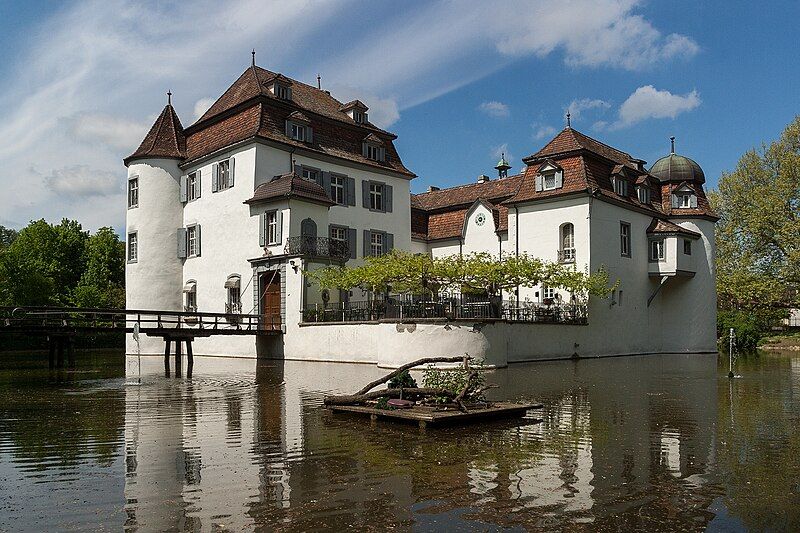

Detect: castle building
125,63,718,367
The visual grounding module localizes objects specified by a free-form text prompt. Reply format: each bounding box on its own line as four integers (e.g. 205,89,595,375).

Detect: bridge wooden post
48,337,55,369
67,337,75,369
164,338,171,376
186,340,194,377
56,337,64,369
174,339,182,377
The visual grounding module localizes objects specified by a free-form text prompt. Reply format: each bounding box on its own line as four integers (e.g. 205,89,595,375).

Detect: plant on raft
304,250,617,301
422,364,487,404
387,369,417,389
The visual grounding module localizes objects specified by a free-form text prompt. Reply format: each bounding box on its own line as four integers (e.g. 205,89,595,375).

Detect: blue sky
0,0,797,231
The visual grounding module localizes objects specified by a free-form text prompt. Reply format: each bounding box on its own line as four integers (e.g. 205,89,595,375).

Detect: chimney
428,185,440,192
477,174,490,183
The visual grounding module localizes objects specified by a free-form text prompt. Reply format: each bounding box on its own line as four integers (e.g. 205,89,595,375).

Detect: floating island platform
328,402,542,428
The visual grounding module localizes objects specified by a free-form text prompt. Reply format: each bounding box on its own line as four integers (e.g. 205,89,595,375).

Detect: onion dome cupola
649,136,705,184
495,153,512,178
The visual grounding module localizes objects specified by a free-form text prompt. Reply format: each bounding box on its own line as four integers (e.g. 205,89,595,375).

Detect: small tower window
127,232,138,263
128,177,139,208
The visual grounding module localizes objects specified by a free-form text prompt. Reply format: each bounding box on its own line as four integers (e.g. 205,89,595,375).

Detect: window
330,226,347,243
353,110,364,123
301,167,319,183
369,182,384,211
620,222,631,257
370,232,384,257
187,226,199,257
364,143,385,162
185,289,197,312
560,223,575,262
127,232,137,262
275,83,291,100
331,174,345,205
218,159,231,190
290,122,310,142
614,177,628,196
188,172,199,201
637,185,650,204
128,178,139,208
650,239,665,262
542,286,556,301
265,212,278,245
544,172,557,190
680,194,692,208
227,287,241,313
683,239,692,255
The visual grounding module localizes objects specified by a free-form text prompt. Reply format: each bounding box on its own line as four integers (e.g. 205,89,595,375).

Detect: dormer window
671,186,697,209
353,110,366,124
286,112,313,143
535,162,563,192
362,134,385,162
612,176,628,196
341,100,369,124
637,185,651,204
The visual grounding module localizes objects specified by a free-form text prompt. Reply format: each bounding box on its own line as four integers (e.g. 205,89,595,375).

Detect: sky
0,0,798,233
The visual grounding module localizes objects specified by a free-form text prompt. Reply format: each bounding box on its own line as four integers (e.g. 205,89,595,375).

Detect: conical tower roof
124,103,186,166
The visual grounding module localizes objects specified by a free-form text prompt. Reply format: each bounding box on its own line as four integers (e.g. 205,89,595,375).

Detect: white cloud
496,1,698,70
68,113,150,151
599,85,701,130
533,124,557,140
192,98,216,121
479,101,510,118
0,0,697,230
491,143,513,162
44,165,122,197
566,98,611,122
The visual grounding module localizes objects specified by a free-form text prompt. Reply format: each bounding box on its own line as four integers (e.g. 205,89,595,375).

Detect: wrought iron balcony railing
284,236,349,260
557,248,576,263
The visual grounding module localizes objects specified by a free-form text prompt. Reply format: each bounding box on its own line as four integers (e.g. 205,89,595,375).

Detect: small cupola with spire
495,153,512,178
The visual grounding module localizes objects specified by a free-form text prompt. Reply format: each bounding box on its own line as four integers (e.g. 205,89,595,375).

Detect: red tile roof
659,182,718,219
525,127,639,170
646,218,702,238
124,104,185,165
427,209,469,241
245,172,335,206
412,175,522,211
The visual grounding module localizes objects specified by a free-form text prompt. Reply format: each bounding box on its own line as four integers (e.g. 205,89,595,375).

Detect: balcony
557,248,576,263
284,236,349,260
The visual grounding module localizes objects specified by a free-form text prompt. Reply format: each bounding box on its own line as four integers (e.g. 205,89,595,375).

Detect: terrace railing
284,236,349,260
301,296,587,325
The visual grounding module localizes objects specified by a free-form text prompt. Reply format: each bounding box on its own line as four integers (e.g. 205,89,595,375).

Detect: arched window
183,280,197,312
300,218,317,238
560,223,575,262
225,274,241,314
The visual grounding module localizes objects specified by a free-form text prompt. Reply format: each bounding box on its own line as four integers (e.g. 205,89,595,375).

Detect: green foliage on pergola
305,250,616,300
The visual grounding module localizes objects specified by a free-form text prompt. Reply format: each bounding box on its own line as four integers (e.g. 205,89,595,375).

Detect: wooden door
261,271,281,330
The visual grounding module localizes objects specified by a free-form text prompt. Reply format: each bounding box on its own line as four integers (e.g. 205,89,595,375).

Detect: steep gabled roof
524,127,639,170
244,172,335,206
124,104,185,166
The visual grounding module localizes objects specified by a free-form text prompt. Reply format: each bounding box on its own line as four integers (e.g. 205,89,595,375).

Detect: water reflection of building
123,353,718,529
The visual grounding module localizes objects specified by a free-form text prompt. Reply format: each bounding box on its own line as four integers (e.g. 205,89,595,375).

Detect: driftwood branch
354,356,465,395
454,371,479,412
324,387,455,406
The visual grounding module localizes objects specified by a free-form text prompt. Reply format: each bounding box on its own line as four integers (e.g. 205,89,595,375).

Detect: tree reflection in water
3,350,800,530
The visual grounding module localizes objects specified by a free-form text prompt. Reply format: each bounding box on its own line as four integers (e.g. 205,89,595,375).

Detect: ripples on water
1,350,800,531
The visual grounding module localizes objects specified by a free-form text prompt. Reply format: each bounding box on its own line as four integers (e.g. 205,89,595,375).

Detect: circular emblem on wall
475,213,486,226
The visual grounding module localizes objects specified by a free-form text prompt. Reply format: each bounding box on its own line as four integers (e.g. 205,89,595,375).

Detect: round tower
124,98,186,319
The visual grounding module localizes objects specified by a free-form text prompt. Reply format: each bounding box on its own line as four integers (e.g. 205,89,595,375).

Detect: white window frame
560,223,575,262
620,222,631,258
542,286,556,301
185,289,197,312
543,171,557,191
650,239,665,262
364,143,385,162
187,225,199,257
227,286,241,313
637,185,650,204
128,177,139,209
369,182,384,211
331,174,345,205
127,232,138,263
188,171,199,201
614,177,628,196
680,193,692,208
218,159,231,190
330,226,347,243
370,231,384,257
301,167,319,183
353,110,364,123
275,83,291,100
265,211,279,245
290,122,310,142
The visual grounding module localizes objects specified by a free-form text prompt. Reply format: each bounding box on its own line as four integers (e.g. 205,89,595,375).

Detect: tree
0,225,17,251
73,227,125,308
710,116,800,342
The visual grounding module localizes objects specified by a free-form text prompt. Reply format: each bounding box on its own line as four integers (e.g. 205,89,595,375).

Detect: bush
422,364,485,396
718,309,785,353
388,369,417,389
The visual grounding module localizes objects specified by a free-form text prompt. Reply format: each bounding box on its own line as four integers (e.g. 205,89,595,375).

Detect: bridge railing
0,307,279,333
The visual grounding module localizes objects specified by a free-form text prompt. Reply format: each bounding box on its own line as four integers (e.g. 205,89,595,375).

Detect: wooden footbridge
0,307,278,374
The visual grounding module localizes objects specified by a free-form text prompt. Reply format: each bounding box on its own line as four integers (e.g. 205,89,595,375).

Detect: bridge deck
0,307,281,337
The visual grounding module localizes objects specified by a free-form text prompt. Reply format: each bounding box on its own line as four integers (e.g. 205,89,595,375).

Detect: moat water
1,349,798,531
